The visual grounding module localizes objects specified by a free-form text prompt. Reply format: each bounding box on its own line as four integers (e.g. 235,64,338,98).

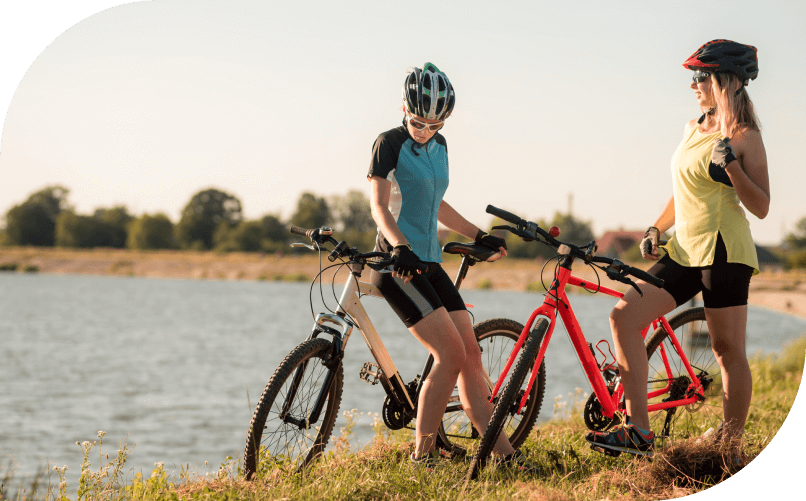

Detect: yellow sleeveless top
663,124,758,273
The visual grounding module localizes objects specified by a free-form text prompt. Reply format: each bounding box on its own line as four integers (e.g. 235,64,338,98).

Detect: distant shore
2,246,805,318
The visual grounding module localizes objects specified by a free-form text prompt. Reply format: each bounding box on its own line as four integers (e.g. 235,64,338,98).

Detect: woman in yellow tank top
586,40,770,457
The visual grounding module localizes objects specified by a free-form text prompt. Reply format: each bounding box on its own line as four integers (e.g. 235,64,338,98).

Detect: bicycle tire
465,318,548,481
243,338,343,479
645,306,724,445
440,318,545,455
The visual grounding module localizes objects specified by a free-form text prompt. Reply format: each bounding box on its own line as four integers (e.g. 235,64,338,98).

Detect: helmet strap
697,107,716,125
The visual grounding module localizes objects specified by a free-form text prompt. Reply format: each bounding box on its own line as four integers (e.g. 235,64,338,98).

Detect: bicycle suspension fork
281,313,352,429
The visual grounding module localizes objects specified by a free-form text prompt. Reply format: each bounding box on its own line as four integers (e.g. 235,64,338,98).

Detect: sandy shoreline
2,246,806,319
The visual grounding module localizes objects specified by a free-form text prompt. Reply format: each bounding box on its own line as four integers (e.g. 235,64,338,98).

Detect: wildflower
97,431,106,439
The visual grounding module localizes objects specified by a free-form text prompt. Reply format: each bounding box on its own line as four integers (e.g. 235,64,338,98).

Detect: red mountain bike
466,206,723,480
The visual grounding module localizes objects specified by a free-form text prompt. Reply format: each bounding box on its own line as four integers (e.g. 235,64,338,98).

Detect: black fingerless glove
640,226,660,258
391,244,420,277
711,138,737,169
475,230,507,251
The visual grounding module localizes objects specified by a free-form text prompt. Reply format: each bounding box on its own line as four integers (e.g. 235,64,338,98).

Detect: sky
2,1,805,246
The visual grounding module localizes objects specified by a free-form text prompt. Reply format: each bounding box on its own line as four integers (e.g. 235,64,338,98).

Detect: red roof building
596,230,645,258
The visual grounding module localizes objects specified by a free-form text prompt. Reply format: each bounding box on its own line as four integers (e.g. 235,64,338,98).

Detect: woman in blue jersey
367,63,530,469
587,40,769,456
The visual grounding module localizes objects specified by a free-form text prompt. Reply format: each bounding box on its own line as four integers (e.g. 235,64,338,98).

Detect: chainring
382,379,419,430
583,391,619,432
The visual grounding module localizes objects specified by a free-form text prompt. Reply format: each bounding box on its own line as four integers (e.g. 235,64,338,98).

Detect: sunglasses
407,112,445,132
692,70,712,83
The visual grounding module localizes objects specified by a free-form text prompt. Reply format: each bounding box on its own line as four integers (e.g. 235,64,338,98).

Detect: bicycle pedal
359,362,383,385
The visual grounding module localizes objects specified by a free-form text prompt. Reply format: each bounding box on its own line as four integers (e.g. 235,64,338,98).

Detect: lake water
2,273,805,490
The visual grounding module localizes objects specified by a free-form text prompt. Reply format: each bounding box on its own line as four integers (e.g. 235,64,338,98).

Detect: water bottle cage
593,339,618,373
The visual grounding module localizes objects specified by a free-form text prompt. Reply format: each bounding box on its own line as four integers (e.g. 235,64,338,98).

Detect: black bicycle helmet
402,62,455,121
682,39,759,85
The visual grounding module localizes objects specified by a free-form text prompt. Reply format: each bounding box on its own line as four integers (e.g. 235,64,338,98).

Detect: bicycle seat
442,242,499,262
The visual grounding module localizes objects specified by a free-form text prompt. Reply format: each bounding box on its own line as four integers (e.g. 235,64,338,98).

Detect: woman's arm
369,176,407,246
437,200,479,240
438,201,506,260
725,129,770,219
653,196,675,233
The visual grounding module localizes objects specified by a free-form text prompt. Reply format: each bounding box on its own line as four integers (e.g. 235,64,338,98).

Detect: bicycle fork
280,313,352,430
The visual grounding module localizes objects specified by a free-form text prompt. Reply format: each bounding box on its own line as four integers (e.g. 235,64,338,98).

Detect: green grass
476,278,493,290
2,337,803,500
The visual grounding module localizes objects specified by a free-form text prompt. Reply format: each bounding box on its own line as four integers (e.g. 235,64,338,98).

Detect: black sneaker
586,422,654,457
499,449,539,474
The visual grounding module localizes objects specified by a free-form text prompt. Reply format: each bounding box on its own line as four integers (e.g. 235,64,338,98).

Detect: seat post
453,256,473,290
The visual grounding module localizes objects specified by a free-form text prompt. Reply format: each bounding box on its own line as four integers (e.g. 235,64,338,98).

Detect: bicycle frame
490,253,706,423
301,253,484,425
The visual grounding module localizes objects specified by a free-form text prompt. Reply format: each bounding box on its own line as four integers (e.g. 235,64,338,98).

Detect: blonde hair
707,72,761,137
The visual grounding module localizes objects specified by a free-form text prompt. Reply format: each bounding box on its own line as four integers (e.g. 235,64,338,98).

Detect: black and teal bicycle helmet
402,62,455,121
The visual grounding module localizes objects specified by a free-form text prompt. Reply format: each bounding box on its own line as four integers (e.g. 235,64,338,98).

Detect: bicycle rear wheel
440,318,545,455
465,318,548,481
645,307,724,445
243,338,343,479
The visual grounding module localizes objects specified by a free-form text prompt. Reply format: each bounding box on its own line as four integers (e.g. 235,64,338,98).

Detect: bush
788,249,806,269
127,214,175,250
55,212,111,248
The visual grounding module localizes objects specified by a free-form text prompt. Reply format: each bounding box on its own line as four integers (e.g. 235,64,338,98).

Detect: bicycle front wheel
243,338,343,479
645,307,724,445
441,318,545,455
466,318,548,481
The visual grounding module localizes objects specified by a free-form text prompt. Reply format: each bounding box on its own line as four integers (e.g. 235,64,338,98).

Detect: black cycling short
369,263,466,328
650,233,754,309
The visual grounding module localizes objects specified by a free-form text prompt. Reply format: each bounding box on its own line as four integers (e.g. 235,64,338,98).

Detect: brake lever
291,242,318,251
604,261,644,297
491,224,535,242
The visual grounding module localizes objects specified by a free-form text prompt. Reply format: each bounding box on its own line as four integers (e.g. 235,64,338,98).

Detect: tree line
6,184,802,267
0,186,378,254
0,185,602,259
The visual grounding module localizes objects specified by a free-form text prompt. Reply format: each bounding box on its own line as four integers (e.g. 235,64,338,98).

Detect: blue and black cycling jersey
367,125,449,263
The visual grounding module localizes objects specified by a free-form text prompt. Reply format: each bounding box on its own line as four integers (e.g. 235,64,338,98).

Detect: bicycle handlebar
288,224,428,272
486,205,664,290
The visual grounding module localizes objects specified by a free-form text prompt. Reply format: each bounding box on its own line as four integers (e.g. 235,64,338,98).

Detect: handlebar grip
289,225,315,238
628,266,665,289
486,205,523,226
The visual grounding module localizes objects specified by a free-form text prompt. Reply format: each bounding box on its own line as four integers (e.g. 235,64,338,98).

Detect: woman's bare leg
449,310,516,456
609,283,676,431
408,307,467,458
704,305,751,441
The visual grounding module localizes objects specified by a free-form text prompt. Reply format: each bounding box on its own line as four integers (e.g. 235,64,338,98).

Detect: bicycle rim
645,307,724,445
243,338,343,478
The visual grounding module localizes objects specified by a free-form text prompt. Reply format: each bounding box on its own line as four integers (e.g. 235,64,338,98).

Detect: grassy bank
2,246,805,294
2,337,803,501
